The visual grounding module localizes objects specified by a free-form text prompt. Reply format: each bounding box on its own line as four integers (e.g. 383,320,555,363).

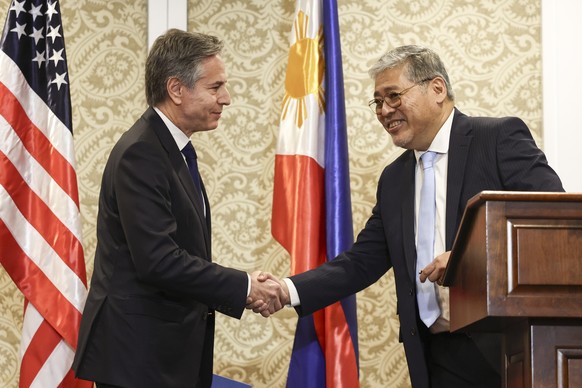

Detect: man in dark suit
72,29,285,388
253,45,564,387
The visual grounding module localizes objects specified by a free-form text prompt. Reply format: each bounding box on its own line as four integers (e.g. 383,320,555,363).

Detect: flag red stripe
59,368,76,388
19,318,62,388
0,220,82,348
325,304,359,386
0,81,79,205
0,152,86,281
58,367,93,388
273,149,359,388
272,154,325,275
311,302,359,387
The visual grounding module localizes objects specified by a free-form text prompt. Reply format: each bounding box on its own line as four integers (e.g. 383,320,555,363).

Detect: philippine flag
271,0,359,387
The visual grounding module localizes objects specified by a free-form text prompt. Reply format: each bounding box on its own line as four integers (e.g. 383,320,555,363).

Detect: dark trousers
428,332,502,387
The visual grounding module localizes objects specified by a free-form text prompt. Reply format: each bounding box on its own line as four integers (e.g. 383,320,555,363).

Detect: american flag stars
6,0,68,91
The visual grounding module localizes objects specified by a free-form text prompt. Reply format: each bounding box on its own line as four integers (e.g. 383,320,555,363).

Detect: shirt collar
414,108,455,162
153,107,190,151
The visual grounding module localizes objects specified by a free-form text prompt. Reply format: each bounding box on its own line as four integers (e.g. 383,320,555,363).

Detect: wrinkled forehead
373,66,410,96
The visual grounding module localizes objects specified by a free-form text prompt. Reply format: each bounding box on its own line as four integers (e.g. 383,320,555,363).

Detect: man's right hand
247,271,289,317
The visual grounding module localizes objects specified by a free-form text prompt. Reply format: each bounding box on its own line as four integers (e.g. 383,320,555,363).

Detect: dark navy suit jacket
290,108,564,387
73,108,248,388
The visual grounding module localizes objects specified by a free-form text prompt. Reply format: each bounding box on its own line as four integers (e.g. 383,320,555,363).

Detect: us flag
0,0,91,386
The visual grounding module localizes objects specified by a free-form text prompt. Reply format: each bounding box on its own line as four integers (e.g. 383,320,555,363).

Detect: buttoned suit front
73,108,248,388
289,108,564,387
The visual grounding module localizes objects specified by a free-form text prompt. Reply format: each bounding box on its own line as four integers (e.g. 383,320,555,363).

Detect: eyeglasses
368,78,433,113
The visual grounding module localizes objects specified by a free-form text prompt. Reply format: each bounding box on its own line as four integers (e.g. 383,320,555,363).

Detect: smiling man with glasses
368,77,435,113
253,44,564,387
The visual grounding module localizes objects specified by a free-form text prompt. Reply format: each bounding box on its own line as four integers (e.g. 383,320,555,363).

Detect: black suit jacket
289,109,564,387
73,108,248,388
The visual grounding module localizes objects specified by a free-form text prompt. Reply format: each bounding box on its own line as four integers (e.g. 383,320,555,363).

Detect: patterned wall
0,0,543,387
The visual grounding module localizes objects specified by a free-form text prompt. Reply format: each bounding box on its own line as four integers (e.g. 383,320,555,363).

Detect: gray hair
145,29,224,106
368,45,455,100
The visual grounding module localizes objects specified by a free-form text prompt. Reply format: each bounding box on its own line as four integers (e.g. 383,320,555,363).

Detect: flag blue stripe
322,0,359,365
323,0,352,257
286,316,325,388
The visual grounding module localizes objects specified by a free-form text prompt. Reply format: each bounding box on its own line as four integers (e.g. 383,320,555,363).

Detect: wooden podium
442,191,582,388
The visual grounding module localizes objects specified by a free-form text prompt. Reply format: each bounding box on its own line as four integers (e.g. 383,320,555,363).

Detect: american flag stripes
0,0,90,386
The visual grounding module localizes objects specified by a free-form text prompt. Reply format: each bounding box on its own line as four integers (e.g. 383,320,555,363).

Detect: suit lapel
145,108,211,248
200,180,212,253
400,151,418,282
445,109,472,249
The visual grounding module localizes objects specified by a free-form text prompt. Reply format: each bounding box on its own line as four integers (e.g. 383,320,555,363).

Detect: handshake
246,271,290,317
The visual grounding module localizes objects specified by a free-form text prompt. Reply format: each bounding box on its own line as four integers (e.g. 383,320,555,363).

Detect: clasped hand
246,271,289,318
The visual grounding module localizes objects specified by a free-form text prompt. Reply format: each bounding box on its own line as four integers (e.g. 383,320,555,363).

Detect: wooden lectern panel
504,320,582,388
443,192,582,387
511,221,582,286
443,192,582,332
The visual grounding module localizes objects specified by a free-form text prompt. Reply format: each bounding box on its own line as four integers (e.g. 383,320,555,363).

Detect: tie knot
181,141,197,160
421,151,437,169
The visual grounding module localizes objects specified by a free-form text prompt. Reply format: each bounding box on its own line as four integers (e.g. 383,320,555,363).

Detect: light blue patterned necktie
416,151,441,327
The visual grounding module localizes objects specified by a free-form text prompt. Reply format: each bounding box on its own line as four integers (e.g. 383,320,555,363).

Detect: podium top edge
466,191,582,208
443,190,582,286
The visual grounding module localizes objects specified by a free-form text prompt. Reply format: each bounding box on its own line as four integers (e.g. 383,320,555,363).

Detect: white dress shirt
414,109,454,333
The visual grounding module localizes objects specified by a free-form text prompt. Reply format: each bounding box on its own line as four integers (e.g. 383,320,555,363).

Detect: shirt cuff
246,273,251,297
283,278,300,307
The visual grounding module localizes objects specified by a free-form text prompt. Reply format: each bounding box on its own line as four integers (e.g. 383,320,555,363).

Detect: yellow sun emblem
281,10,325,128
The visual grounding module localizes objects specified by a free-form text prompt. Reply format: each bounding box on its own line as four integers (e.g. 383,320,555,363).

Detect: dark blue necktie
181,141,203,202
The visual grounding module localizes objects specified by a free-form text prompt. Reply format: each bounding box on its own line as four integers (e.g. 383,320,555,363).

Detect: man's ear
431,77,448,103
167,77,182,105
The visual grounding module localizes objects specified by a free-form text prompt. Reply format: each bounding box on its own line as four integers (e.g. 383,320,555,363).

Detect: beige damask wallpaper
0,0,543,387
